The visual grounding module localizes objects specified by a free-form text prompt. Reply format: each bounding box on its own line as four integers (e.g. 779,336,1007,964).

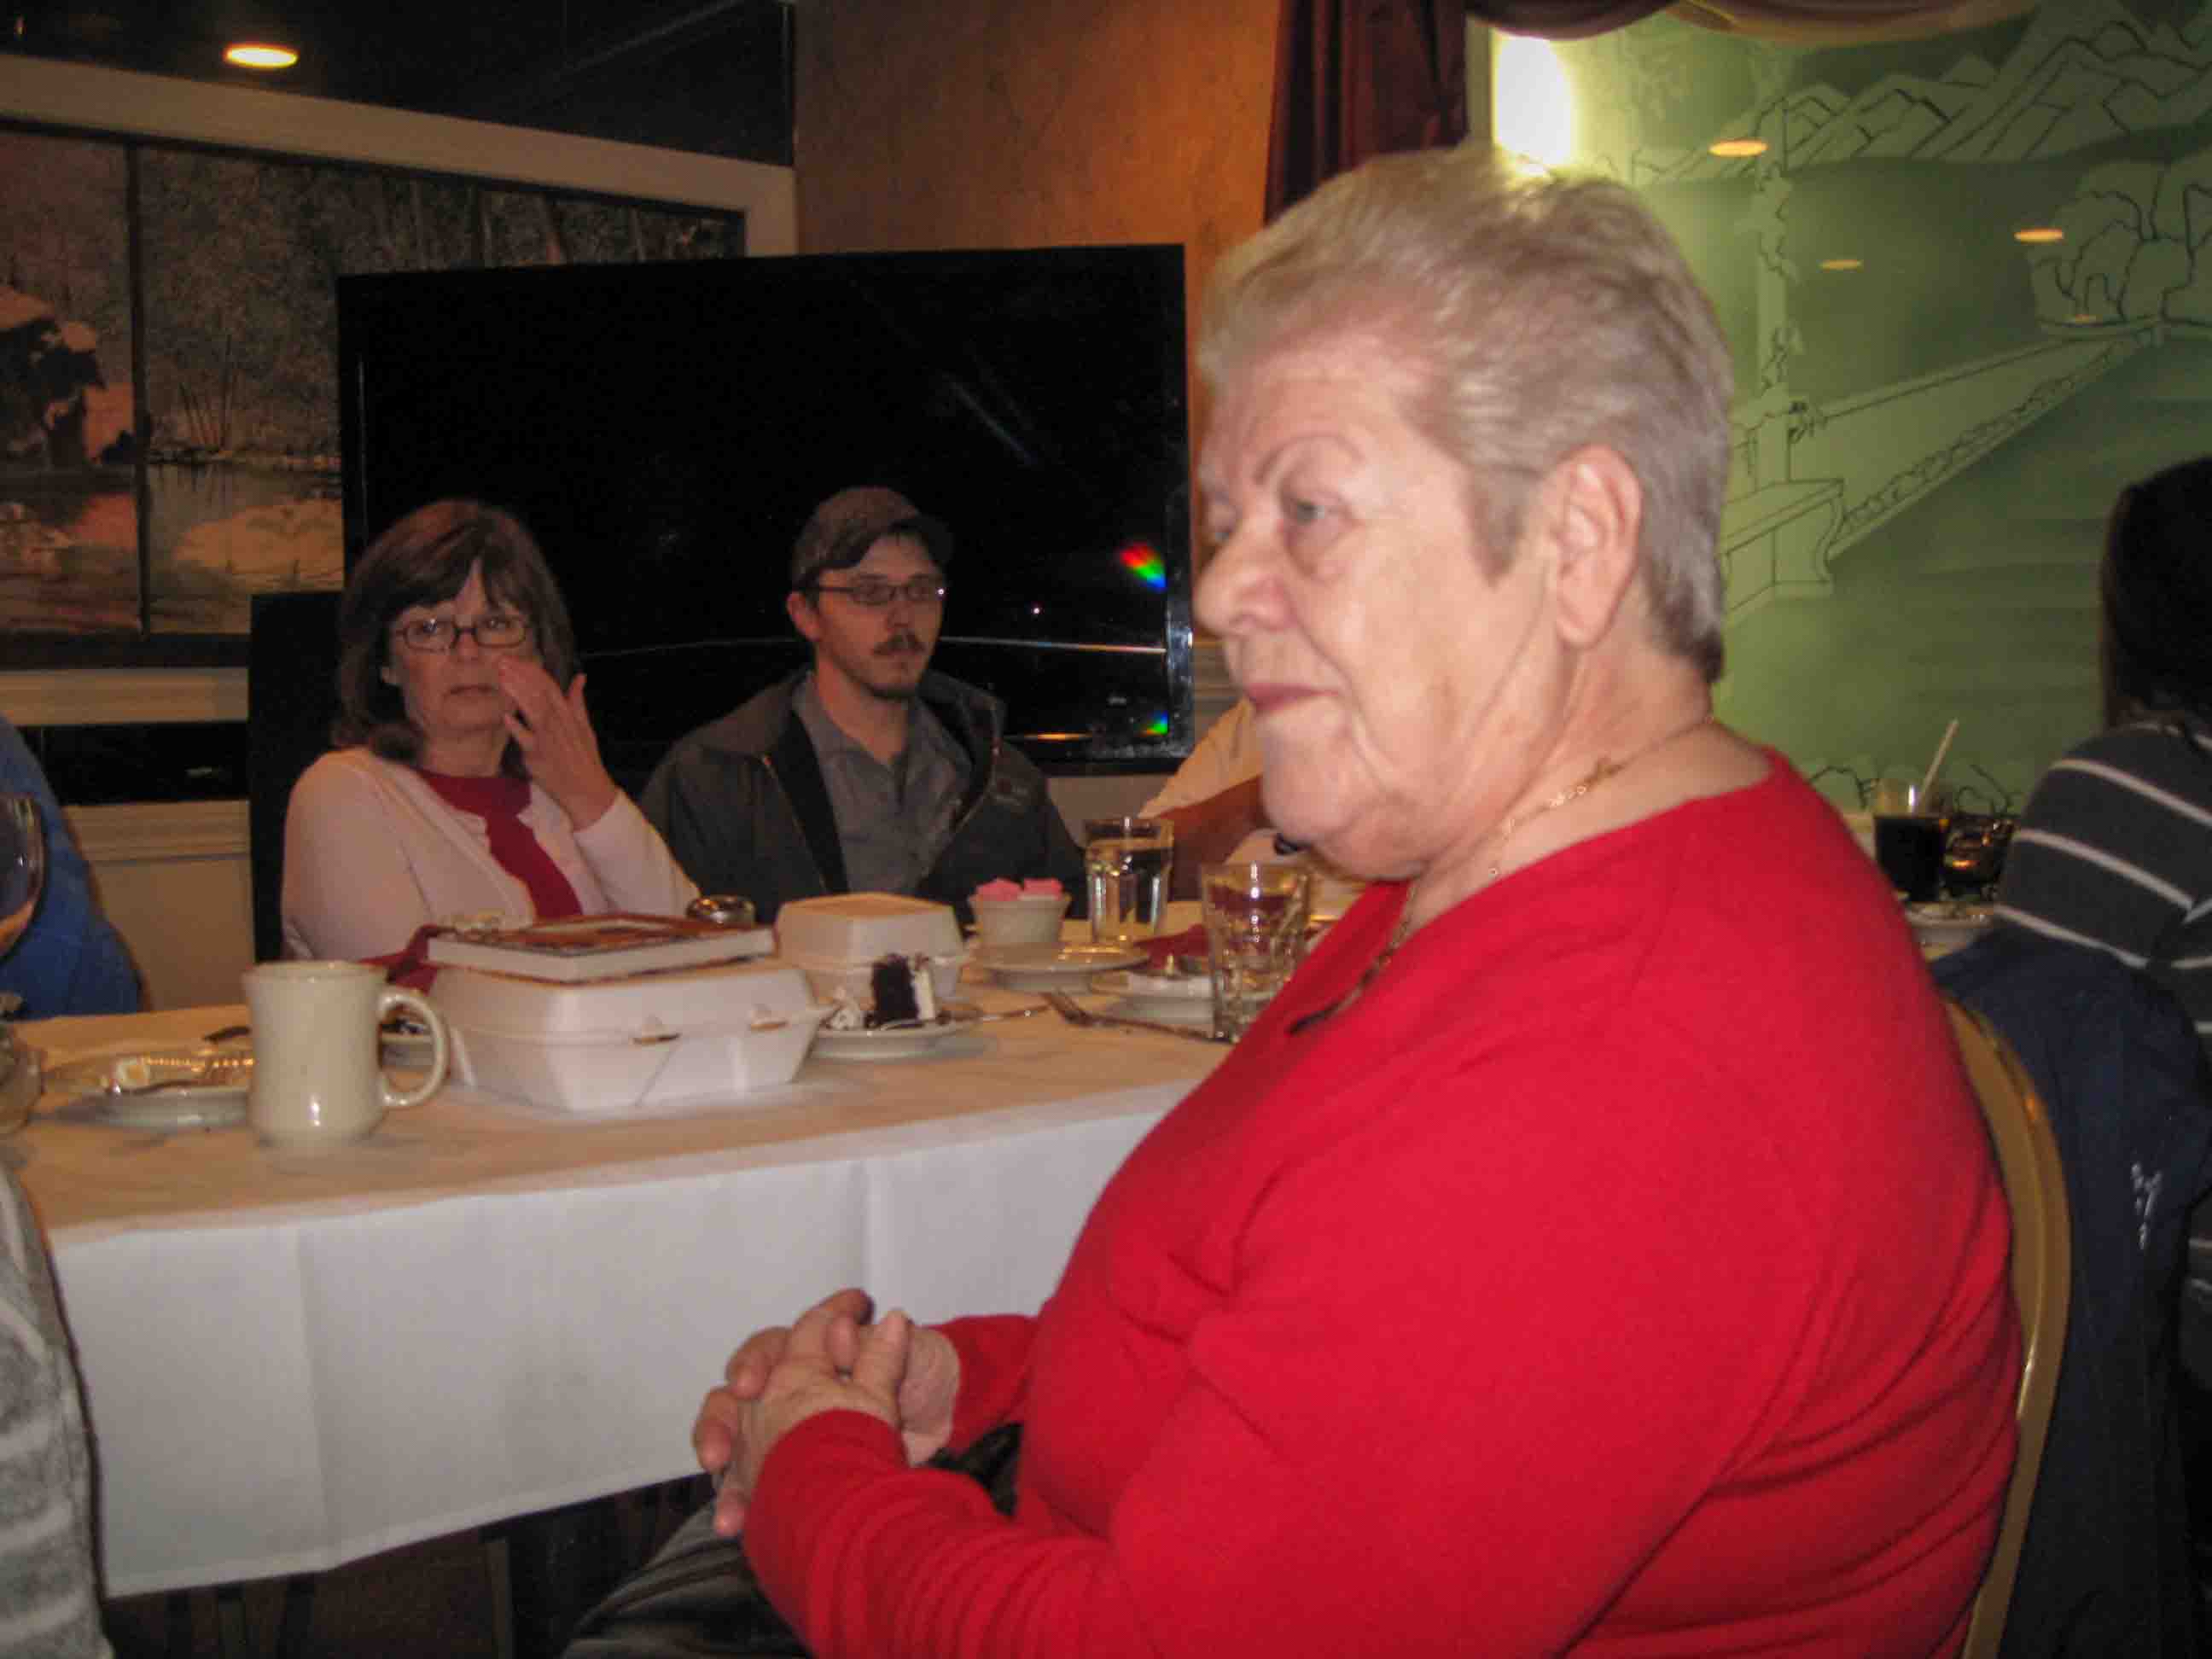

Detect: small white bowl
969,894,1070,947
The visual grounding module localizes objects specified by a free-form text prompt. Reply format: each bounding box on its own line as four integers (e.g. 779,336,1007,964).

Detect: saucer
1095,969,1214,1024
972,942,1145,992
1906,901,1994,956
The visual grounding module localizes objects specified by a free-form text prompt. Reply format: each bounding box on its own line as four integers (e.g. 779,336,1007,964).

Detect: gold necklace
1288,712,1713,1036
1482,713,1714,882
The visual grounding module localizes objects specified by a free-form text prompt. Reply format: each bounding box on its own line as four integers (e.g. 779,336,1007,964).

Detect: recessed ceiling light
1819,259,1864,271
225,42,298,70
2013,227,2064,244
1709,138,1767,158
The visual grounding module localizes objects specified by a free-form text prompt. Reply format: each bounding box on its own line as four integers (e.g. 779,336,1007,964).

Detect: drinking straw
1918,719,1959,806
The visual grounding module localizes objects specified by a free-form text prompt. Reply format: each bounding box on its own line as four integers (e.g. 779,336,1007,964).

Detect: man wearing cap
640,486,1085,925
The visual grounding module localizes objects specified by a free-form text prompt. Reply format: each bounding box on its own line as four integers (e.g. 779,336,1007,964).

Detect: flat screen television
335,246,1194,789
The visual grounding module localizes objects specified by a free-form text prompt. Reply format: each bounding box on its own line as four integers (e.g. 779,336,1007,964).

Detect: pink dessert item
1021,878,1065,898
972,879,1024,902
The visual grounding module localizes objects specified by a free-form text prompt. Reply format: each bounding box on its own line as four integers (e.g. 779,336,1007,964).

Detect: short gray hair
1200,147,1732,681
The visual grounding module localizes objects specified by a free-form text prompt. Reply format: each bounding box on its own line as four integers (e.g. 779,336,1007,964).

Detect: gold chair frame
1944,998,2072,1659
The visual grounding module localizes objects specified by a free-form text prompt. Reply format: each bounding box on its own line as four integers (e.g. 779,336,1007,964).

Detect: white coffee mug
242,961,449,1149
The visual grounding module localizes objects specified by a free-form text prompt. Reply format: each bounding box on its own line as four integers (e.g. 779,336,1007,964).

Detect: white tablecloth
11,992,1220,1597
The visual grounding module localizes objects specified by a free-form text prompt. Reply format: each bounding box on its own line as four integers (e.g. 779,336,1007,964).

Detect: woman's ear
379,661,399,686
1540,445,1644,652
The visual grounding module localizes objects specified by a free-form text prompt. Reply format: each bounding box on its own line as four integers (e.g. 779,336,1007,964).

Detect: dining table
4,958,1225,1608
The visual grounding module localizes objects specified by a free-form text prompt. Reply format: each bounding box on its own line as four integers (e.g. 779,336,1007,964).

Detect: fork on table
1042,991,1223,1045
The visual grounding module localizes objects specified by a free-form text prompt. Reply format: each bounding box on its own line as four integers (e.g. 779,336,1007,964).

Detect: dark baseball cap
789,486,954,588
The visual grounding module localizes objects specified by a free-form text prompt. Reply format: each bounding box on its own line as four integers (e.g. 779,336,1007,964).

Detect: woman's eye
1284,497,1324,527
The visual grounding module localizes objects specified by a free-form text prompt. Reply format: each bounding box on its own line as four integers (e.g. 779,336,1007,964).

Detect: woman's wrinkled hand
497,658,619,830
692,1287,962,1536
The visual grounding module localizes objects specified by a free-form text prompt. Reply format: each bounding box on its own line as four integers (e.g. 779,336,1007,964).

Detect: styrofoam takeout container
775,893,968,1005
430,958,830,1114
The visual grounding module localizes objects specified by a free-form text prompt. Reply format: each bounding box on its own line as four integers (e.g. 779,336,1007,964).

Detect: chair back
248,591,343,963
1944,997,2072,1659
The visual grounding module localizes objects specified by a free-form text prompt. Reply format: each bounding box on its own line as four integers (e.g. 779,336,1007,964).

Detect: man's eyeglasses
391,613,533,654
808,577,947,608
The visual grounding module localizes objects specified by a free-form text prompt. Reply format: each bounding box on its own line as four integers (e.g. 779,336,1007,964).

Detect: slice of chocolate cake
870,954,923,1025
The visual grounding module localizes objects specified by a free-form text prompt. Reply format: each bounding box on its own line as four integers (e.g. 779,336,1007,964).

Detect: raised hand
496,658,619,830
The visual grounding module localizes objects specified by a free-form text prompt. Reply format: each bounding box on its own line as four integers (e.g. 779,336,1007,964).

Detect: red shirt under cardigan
748,755,2019,1656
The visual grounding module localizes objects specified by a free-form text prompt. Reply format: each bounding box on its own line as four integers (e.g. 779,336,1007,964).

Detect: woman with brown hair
282,499,694,959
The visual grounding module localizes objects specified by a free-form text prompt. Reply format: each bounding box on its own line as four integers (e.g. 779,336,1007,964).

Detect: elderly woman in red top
628,151,2019,1657
282,500,694,959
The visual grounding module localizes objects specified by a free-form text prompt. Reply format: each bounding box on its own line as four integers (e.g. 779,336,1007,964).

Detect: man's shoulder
665,677,805,765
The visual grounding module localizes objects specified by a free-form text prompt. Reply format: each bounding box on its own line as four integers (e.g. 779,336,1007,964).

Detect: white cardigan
281,748,699,961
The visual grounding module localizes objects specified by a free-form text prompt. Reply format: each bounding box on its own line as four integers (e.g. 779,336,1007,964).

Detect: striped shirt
0,1167,107,1657
1995,717,2212,1049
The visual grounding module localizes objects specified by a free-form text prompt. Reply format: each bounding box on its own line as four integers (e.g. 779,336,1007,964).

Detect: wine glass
0,794,47,960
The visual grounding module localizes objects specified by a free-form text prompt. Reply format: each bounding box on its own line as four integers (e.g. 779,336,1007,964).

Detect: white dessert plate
45,1045,253,1130
89,1086,248,1132
1095,969,1214,1024
808,1021,972,1062
972,942,1145,991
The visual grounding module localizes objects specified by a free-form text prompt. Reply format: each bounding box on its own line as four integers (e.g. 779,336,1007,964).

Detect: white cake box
430,958,831,1114
775,893,967,1004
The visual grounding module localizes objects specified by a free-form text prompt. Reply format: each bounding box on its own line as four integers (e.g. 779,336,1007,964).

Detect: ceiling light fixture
224,41,298,69
2013,227,2064,244
1819,259,1864,271
1709,137,1767,158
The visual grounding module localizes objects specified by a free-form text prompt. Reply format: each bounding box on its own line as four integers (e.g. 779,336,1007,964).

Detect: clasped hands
692,1287,962,1536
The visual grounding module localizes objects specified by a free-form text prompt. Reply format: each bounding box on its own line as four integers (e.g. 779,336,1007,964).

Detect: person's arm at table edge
1156,777,1269,901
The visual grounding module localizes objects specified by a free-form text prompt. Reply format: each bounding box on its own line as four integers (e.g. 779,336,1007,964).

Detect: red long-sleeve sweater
748,756,2019,1656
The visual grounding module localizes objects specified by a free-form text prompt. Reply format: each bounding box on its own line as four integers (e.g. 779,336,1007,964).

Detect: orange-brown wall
795,0,1281,544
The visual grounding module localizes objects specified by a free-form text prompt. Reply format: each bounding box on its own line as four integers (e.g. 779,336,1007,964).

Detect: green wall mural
1539,0,2212,812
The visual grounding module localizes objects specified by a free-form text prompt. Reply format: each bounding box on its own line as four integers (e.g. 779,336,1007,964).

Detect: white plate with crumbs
46,1046,251,1131
809,1021,970,1062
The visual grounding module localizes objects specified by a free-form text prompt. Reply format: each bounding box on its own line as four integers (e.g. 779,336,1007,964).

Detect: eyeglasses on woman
391,613,533,653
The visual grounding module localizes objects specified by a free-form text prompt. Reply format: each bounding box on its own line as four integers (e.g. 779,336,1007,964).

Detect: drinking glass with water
1202,861,1313,1041
1083,817,1174,945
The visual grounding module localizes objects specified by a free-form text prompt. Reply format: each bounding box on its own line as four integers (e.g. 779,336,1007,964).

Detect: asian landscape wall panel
0,124,742,648
1546,0,2212,809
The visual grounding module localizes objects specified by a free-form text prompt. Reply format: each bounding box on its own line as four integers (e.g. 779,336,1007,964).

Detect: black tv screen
336,246,1194,787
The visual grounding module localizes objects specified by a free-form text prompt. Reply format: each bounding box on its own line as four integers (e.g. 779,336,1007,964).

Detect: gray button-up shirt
794,673,971,895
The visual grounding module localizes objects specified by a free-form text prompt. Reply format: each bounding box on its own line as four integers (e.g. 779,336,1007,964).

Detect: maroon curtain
1266,0,1474,219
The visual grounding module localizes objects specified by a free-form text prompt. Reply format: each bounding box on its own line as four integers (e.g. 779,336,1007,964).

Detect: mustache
876,633,925,656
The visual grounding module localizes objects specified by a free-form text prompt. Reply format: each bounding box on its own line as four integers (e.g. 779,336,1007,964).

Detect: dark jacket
639,668,1086,926
1935,928,2212,1658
